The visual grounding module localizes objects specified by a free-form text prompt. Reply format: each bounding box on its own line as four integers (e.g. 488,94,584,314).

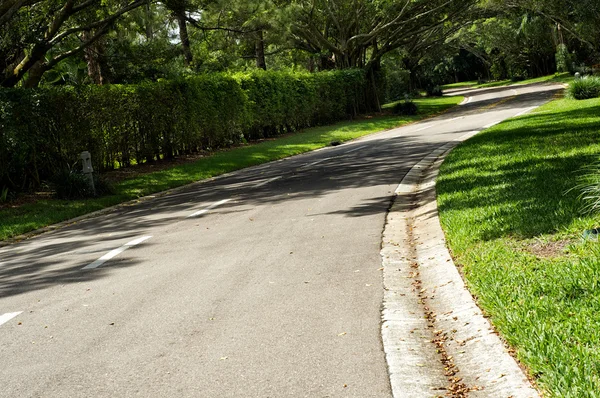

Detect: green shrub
52,169,114,199
0,70,368,193
426,85,443,97
0,186,8,202
52,169,96,199
236,69,366,139
568,76,600,100
384,68,411,102
574,159,600,215
392,100,418,115
556,43,573,73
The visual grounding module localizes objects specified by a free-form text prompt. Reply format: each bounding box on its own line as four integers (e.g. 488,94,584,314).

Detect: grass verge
441,81,478,90
437,96,600,397
442,73,573,91
0,96,462,242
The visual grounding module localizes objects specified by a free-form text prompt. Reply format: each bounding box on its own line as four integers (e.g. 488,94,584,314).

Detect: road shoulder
381,134,540,397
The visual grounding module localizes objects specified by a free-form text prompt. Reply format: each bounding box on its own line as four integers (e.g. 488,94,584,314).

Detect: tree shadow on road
0,87,569,299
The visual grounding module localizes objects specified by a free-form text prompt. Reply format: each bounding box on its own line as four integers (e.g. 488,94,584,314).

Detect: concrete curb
381,131,540,397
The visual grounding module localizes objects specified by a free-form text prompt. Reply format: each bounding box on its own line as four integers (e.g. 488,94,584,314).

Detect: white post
80,151,96,196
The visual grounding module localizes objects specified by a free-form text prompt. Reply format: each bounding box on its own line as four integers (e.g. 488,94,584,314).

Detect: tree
483,0,600,57
282,0,478,72
1,0,148,87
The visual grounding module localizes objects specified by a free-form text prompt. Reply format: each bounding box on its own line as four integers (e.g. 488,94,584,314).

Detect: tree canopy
1,0,599,88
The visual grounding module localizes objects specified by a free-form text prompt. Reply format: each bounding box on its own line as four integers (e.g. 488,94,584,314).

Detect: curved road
0,83,561,397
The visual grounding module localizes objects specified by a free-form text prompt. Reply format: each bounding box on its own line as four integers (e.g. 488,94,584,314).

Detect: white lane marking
345,145,367,154
457,130,481,141
511,89,519,96
460,96,472,105
0,312,22,327
299,158,331,169
514,106,538,118
449,116,464,121
187,199,231,218
415,123,435,132
82,236,152,270
255,176,282,188
483,121,500,129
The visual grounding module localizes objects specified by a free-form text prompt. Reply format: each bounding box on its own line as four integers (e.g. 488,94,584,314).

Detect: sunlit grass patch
437,96,600,397
442,73,573,91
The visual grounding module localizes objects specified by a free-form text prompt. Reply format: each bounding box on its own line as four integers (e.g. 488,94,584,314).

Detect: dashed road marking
255,176,282,188
345,145,367,154
415,123,435,132
460,96,472,105
483,121,500,129
187,199,231,218
82,236,152,270
514,106,538,117
0,312,22,327
298,158,331,169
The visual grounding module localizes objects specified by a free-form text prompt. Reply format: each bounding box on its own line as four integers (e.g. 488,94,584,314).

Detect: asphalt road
0,83,562,397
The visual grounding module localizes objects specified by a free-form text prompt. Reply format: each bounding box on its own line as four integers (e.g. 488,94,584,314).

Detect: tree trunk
255,30,267,70
23,61,46,88
369,67,382,113
307,57,315,72
402,57,417,93
144,0,153,40
176,12,193,66
2,42,48,87
83,30,104,85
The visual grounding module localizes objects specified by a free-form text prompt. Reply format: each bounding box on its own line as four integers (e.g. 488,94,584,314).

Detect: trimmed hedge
0,70,367,192
237,69,366,139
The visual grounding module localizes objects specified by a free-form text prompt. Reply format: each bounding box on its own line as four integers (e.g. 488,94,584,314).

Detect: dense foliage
568,76,600,100
0,70,366,192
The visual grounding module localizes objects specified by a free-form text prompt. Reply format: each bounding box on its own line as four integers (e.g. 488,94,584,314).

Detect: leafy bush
426,85,443,97
237,69,366,139
0,70,368,193
52,169,95,199
568,76,600,100
574,160,600,215
384,68,411,102
52,169,114,199
392,100,418,115
555,43,573,74
0,77,247,190
0,186,8,202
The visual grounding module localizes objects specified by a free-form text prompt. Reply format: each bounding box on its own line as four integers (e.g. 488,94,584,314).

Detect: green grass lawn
442,73,574,91
437,97,600,397
0,95,461,242
441,81,478,90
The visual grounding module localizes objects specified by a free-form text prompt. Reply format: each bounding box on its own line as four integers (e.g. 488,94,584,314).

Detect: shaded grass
0,96,462,241
437,97,600,397
443,73,573,91
441,81,478,90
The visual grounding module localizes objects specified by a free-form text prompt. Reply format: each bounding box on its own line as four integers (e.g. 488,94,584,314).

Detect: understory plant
392,98,418,115
574,159,600,215
568,76,600,100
